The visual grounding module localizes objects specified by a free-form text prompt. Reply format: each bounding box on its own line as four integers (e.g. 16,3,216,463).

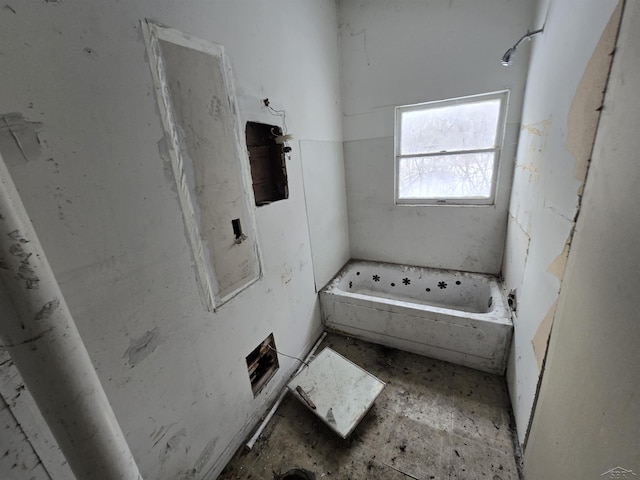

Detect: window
395,90,508,205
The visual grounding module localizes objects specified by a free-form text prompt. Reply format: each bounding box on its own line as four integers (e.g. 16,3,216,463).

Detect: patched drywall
149,29,263,306
339,0,536,274
502,0,623,445
525,2,640,475
0,1,344,478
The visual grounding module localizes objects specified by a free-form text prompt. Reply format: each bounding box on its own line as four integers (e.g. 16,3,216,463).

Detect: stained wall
0,1,346,478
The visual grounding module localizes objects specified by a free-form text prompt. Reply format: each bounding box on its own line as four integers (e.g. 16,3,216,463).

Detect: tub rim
321,259,511,325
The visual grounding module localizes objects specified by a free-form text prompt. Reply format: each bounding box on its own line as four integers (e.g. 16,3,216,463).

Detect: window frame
394,90,509,206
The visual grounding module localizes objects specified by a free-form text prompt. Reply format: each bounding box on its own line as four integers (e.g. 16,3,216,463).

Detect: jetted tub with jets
319,261,513,374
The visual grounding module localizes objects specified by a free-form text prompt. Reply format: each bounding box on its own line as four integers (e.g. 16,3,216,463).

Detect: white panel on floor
287,347,385,439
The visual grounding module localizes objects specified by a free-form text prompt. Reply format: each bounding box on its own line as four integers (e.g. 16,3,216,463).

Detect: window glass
398,152,494,199
395,91,507,205
399,99,501,154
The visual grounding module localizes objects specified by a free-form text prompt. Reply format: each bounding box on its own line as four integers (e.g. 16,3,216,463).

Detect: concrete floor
219,333,520,480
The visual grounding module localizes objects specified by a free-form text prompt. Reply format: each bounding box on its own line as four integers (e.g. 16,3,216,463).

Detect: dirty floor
219,333,520,480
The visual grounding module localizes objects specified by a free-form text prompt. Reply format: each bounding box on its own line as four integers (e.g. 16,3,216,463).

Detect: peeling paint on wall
547,241,570,280
124,327,161,368
532,300,557,370
567,0,623,187
505,0,623,447
532,0,624,372
0,114,43,167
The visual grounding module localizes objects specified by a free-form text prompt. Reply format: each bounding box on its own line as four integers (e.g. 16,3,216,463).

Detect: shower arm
512,28,544,50
501,27,544,66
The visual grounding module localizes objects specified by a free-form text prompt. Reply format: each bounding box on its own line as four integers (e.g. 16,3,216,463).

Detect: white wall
0,1,345,479
300,140,350,290
503,0,622,445
339,0,535,274
524,2,640,475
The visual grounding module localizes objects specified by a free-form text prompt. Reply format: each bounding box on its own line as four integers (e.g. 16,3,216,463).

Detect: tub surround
320,261,513,374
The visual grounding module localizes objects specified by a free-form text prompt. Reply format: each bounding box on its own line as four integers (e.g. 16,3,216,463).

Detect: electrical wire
267,344,309,368
263,99,288,135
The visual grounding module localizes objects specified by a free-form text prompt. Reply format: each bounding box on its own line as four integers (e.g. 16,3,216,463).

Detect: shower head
501,47,517,66
501,28,544,67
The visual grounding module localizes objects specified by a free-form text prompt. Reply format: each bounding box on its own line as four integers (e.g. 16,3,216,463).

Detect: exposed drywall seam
523,0,625,450
559,0,625,264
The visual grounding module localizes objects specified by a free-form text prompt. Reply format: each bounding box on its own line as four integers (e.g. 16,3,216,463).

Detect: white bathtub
319,261,513,374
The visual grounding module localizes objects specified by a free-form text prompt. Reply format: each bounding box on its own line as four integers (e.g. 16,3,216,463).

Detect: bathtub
319,261,513,374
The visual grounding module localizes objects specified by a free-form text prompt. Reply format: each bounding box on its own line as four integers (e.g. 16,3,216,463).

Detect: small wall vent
246,333,279,397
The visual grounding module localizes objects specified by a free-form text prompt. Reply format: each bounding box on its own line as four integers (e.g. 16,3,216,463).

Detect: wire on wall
267,344,309,368
263,98,293,153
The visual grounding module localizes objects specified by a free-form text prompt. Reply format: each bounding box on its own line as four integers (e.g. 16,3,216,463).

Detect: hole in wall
246,333,279,397
245,121,289,206
232,218,243,239
507,289,517,312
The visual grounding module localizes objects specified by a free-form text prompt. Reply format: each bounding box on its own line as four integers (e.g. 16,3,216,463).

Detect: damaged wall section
143,21,262,310
524,1,640,475
0,1,343,478
502,0,623,446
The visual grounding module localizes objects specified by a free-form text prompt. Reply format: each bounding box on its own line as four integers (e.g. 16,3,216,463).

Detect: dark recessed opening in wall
246,333,279,397
245,121,288,206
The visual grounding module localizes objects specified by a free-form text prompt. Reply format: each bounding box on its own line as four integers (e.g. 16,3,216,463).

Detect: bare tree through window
395,92,507,204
